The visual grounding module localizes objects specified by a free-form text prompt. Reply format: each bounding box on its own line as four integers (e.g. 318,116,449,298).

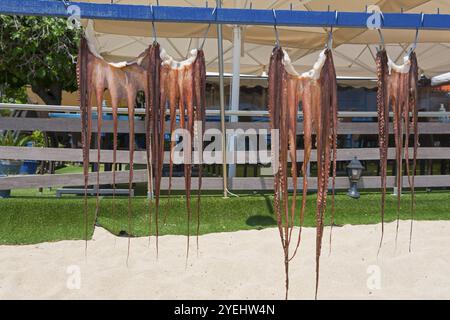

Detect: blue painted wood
1,0,450,30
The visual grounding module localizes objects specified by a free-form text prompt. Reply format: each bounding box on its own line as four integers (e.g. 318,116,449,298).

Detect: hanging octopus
159,48,207,260
376,49,419,251
77,35,152,261
268,47,338,300
78,34,207,260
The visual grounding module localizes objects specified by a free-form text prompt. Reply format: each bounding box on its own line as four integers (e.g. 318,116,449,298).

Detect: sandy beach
0,220,449,300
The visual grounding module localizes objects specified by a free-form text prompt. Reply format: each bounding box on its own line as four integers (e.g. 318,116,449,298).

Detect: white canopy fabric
79,0,450,78
432,72,450,86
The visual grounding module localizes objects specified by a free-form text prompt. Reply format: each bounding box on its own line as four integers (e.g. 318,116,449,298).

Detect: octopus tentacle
77,36,91,253
158,63,168,231
143,71,153,242
331,53,338,250
158,71,166,235
314,49,337,300
328,51,338,255
111,92,119,233
126,90,136,265
268,48,285,253
164,67,178,224
389,64,408,246
287,76,298,244
279,64,291,300
194,50,207,252
183,64,195,262
408,52,419,252
147,43,162,256
289,79,312,261
390,79,401,244
376,49,389,252
95,87,103,224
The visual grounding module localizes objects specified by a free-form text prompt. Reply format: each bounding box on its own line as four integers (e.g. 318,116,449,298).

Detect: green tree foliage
0,15,80,105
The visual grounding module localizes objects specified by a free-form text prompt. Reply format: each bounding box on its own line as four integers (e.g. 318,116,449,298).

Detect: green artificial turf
0,197,97,244
0,189,449,245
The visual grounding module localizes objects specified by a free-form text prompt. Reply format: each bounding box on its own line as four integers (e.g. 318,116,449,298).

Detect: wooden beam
1,146,450,164
1,171,449,190
3,1,450,30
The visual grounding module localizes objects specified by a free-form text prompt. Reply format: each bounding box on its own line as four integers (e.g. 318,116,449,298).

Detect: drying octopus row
77,34,419,299
77,35,206,261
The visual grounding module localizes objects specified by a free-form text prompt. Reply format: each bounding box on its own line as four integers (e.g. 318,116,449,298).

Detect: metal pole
228,24,241,178
216,0,228,198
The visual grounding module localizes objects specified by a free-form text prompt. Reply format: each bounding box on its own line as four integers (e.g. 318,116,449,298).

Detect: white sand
0,220,449,300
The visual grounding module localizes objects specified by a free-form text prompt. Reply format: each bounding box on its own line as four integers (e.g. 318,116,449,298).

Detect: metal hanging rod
1,0,450,30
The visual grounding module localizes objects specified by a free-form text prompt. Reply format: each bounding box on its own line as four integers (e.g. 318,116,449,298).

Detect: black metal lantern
346,156,364,199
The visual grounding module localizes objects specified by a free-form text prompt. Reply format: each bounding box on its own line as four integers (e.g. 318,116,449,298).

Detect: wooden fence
2,117,450,134
1,115,450,190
